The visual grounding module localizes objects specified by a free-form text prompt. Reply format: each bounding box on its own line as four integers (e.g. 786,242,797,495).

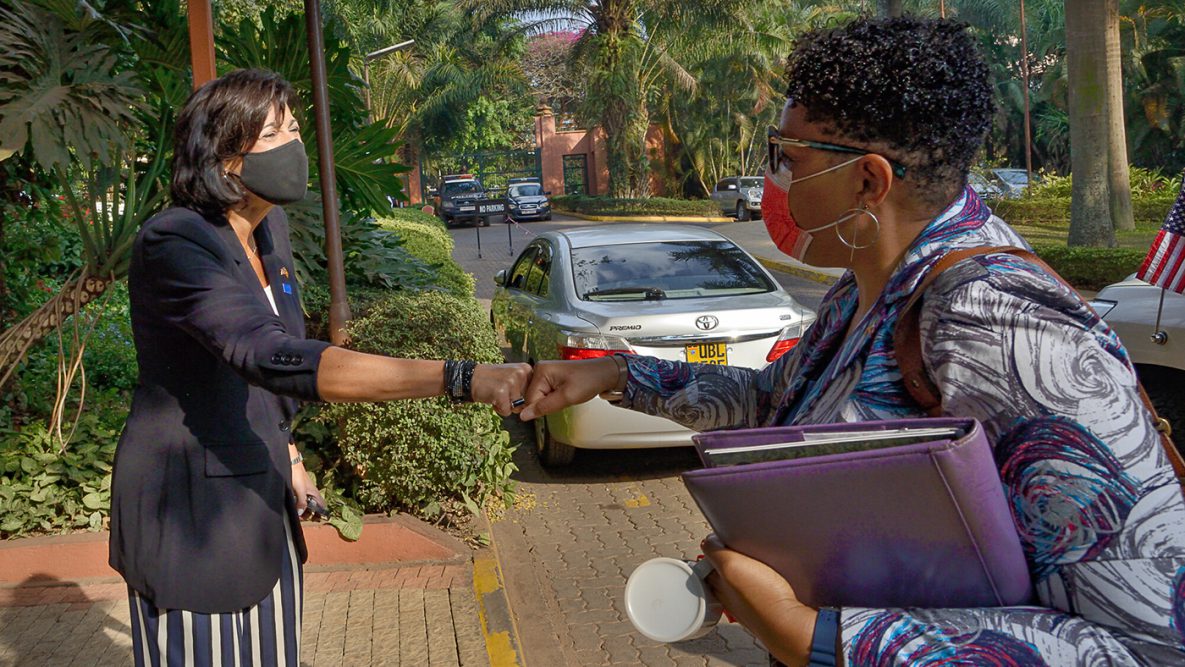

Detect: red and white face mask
761,156,864,262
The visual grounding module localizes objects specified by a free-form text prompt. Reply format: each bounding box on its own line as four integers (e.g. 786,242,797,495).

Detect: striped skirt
127,518,303,667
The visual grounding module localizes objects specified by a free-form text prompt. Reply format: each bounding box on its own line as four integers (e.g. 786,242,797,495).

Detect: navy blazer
109,206,331,612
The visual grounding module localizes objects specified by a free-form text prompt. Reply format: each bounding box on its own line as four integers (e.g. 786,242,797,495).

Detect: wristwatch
807,607,840,666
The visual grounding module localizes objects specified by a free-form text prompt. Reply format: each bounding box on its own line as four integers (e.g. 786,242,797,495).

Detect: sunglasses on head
767,126,908,179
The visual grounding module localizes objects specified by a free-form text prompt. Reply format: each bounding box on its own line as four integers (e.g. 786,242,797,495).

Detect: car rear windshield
511,184,543,197
572,240,775,301
443,181,482,195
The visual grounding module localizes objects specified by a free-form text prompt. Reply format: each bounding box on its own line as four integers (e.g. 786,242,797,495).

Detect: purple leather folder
682,418,1033,609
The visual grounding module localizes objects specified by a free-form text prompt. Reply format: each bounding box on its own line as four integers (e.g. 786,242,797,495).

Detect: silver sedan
491,224,817,466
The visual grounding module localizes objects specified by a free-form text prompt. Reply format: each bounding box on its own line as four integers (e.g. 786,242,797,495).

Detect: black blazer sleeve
139,211,331,401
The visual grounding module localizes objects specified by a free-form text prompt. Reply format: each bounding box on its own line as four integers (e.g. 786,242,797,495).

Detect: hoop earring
835,205,880,251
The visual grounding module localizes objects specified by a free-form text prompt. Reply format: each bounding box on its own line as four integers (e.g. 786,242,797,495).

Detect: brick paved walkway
0,566,488,667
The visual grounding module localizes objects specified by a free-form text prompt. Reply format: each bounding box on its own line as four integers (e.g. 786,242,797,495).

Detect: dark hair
785,17,994,208
170,69,298,216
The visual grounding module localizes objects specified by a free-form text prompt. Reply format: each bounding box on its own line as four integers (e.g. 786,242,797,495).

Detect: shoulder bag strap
892,245,1185,483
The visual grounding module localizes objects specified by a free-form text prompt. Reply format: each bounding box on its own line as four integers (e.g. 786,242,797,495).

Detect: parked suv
711,176,763,221
433,175,498,227
1088,277,1184,451
506,181,552,221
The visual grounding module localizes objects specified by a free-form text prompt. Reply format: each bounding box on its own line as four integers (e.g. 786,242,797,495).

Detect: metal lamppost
362,40,415,120
303,0,352,344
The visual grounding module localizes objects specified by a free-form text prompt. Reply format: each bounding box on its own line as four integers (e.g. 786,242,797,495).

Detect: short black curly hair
785,17,994,208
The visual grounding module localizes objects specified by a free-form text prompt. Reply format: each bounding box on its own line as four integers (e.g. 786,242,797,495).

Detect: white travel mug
623,557,723,643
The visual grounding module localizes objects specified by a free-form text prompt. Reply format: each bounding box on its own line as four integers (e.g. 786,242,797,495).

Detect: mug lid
623,558,707,643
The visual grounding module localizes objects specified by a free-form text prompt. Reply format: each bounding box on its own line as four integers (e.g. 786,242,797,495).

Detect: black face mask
238,139,309,206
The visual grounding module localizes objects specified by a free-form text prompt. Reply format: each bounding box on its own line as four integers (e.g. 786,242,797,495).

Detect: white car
1088,276,1184,447
491,224,816,466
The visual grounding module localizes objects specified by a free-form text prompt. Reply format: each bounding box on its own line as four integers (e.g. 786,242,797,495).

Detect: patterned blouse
618,188,1185,664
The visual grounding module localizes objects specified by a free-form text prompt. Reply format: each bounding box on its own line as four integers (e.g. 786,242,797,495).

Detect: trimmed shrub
376,211,474,297
1031,244,1146,292
993,196,1176,229
553,194,720,217
316,290,516,520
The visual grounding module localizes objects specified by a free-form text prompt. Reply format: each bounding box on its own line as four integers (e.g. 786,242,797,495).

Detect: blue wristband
808,608,840,667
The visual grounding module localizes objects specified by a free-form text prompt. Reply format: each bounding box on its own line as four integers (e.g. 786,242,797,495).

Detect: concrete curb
754,256,842,286
472,513,526,667
554,209,733,223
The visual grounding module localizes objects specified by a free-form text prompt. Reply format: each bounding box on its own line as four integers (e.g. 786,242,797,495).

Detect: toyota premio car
491,224,816,466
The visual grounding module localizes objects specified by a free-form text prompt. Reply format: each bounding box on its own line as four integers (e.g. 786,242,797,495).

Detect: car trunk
572,293,809,370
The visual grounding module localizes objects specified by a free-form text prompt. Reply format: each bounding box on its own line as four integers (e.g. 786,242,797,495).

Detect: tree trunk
1104,0,1135,232
1065,0,1117,247
876,0,903,17
0,273,113,390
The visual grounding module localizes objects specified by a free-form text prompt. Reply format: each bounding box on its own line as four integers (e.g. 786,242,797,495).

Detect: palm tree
1065,0,1120,246
469,0,748,198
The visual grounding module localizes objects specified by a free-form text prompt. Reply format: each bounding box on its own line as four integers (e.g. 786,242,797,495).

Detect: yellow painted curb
755,256,842,286
474,524,526,667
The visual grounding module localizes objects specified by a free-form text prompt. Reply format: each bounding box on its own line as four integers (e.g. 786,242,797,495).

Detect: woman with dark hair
110,69,530,666
520,18,1185,665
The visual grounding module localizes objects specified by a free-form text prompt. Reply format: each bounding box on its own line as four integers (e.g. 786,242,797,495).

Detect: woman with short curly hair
522,17,1185,665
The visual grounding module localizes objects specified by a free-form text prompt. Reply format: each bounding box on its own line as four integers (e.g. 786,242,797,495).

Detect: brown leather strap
892,246,1185,482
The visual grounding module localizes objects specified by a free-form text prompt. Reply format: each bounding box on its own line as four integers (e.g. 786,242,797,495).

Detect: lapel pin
280,266,289,278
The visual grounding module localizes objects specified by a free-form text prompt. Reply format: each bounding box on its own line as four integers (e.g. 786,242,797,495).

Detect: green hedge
316,290,516,520
376,210,475,297
1031,243,1146,292
992,196,1177,228
552,194,720,217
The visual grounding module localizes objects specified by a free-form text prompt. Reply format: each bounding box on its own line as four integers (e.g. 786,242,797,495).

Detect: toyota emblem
695,315,719,331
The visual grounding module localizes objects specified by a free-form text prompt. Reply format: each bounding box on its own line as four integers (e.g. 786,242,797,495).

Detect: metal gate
420,149,541,200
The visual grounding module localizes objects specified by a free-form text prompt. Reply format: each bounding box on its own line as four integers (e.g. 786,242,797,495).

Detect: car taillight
558,333,633,360
559,347,630,361
766,316,816,363
766,337,799,362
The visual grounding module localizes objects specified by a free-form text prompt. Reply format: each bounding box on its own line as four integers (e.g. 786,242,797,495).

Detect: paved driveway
449,214,821,667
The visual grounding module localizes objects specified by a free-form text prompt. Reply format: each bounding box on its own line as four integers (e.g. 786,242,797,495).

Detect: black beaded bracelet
444,359,476,403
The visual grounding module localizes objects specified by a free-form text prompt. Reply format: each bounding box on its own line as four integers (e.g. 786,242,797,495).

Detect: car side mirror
544,191,552,196
494,269,507,287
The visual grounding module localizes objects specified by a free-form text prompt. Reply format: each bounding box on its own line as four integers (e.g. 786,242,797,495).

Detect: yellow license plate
686,342,728,365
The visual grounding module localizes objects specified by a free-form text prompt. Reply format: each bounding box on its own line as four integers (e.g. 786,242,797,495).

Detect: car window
510,184,544,197
508,247,537,290
525,242,553,296
571,240,775,301
713,180,729,192
443,180,482,196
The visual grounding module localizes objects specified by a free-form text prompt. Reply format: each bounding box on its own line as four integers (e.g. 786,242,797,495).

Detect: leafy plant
317,290,517,524
0,406,121,538
0,2,142,171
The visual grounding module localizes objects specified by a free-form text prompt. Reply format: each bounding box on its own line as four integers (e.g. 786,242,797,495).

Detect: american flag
1137,174,1185,294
